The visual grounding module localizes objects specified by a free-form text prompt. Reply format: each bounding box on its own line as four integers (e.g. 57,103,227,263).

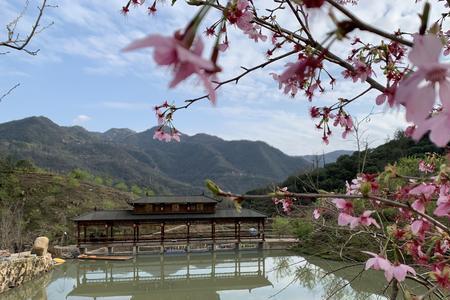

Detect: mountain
302,150,354,167
0,116,319,193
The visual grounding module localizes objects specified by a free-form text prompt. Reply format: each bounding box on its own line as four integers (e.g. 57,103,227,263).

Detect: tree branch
0,83,20,102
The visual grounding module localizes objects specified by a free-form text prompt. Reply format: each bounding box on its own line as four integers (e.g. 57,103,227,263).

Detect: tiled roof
73,208,266,222
131,195,219,205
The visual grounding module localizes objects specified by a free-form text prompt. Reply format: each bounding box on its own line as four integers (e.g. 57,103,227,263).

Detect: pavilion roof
130,195,219,205
73,208,266,222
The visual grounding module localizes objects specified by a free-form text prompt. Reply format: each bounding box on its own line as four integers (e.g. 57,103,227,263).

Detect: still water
2,251,393,300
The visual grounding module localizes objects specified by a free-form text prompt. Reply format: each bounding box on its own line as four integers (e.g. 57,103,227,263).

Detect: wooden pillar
160,222,165,246
110,223,114,241
77,223,81,246
234,221,238,240
186,221,190,252
83,225,87,243
261,220,265,241
237,221,241,243
257,221,261,239
211,220,216,251
133,224,137,243
137,224,140,242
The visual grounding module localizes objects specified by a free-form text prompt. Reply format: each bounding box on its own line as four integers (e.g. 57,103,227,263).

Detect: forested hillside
245,132,445,214
0,116,313,194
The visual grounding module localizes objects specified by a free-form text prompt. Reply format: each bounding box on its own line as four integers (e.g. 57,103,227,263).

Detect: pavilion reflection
67,252,271,300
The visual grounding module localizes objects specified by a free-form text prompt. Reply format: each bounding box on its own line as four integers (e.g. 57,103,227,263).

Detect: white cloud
72,114,92,125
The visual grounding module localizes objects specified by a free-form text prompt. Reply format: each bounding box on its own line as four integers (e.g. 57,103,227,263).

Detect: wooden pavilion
74,195,267,254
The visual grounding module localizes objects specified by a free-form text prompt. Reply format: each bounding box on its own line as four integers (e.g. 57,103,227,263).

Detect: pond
1,250,406,300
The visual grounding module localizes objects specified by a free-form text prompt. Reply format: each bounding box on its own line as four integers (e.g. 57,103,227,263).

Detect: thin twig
0,83,20,102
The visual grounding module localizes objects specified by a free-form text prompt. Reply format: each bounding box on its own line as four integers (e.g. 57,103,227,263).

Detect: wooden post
186,221,190,252
237,221,241,243
83,225,87,243
110,223,114,241
136,224,140,242
261,220,265,241
160,222,165,245
77,223,81,246
212,221,216,251
257,221,261,239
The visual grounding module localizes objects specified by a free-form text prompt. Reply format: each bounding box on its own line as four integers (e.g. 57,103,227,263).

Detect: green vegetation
245,132,444,215
0,159,137,251
0,116,312,194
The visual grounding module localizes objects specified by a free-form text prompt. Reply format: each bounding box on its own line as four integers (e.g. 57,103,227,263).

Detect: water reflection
2,251,393,300
70,253,269,300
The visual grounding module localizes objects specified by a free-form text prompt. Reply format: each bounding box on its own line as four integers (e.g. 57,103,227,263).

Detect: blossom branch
325,0,413,47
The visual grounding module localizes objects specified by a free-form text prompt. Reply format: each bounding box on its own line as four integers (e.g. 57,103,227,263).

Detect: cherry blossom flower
384,263,416,282
313,208,321,219
153,128,172,142
342,59,373,83
418,160,435,173
350,210,380,229
409,183,435,213
435,184,450,217
272,56,323,96
332,198,353,213
395,34,450,145
171,130,181,142
411,219,430,240
148,1,157,15
412,109,450,147
123,33,218,103
431,265,450,289
363,252,391,271
375,86,396,107
338,212,356,226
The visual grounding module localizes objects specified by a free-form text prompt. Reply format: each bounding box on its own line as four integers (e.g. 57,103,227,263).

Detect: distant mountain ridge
0,116,348,194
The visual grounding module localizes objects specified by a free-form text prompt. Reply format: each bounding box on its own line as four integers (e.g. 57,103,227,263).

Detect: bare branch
0,0,50,55
0,83,20,102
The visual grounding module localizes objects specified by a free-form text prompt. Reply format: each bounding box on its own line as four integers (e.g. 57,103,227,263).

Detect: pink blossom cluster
364,252,416,282
342,58,374,83
418,159,435,173
309,107,354,144
271,54,324,98
225,0,267,42
332,198,380,229
152,101,181,142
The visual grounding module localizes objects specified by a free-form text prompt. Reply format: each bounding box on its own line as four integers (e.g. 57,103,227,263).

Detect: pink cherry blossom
338,212,356,226
412,109,450,147
332,198,353,213
350,210,380,229
375,86,396,107
313,208,321,219
363,251,391,271
395,34,450,144
418,160,435,173
409,183,435,213
435,184,450,217
342,59,373,83
411,219,430,240
153,129,172,142
123,34,218,103
171,130,181,142
384,264,416,282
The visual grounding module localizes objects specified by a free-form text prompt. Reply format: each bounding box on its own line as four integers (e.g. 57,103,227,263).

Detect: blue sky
2,0,439,155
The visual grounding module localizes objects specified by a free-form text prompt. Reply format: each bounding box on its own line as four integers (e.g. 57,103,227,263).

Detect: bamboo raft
77,254,132,261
